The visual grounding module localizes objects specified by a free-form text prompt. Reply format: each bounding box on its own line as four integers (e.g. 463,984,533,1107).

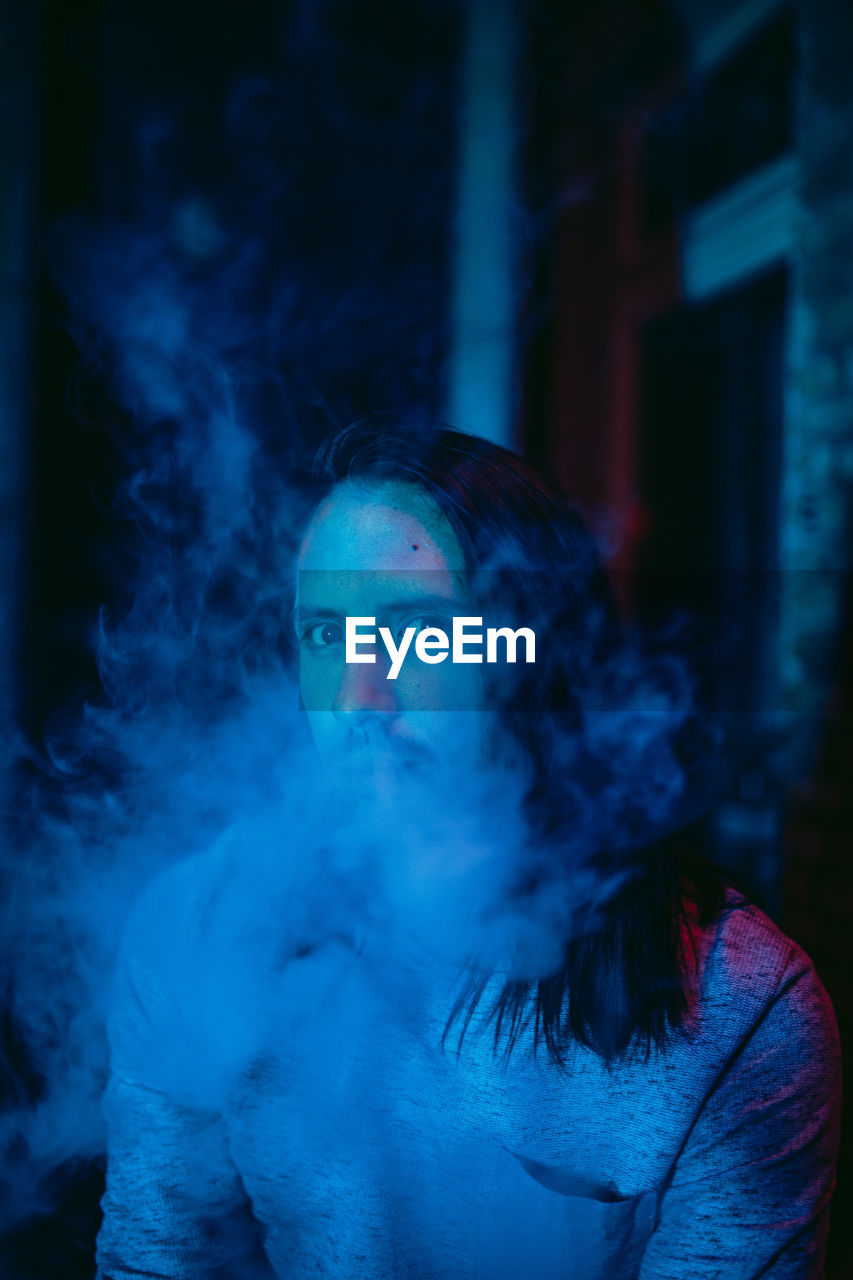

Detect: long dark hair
313,413,727,1064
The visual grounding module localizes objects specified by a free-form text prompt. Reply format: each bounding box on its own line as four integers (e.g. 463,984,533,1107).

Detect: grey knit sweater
96,839,840,1279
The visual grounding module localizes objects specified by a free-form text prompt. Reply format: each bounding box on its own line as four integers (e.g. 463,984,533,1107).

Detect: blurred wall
0,5,40,734
516,2,852,1272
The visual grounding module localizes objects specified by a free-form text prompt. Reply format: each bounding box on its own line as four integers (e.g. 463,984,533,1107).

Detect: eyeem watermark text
346,616,536,680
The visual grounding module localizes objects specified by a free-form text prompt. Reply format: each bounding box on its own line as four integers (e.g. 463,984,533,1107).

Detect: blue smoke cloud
1,79,712,1270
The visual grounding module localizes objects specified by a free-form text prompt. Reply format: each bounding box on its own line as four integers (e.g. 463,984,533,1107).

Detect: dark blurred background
0,0,851,1274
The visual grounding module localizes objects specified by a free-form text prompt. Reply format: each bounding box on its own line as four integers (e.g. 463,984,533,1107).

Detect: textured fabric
96,840,840,1279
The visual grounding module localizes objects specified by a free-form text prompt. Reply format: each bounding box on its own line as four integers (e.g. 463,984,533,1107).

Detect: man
96,417,840,1278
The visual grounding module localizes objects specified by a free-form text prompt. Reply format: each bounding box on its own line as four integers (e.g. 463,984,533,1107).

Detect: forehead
297,480,465,575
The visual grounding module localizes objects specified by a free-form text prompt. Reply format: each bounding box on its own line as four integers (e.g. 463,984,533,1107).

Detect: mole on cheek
411,544,419,551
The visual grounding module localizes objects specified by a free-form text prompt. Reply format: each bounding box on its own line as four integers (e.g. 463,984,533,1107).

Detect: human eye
301,620,344,651
397,612,451,640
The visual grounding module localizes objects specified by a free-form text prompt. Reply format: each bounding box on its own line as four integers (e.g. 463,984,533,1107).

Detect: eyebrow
292,595,464,627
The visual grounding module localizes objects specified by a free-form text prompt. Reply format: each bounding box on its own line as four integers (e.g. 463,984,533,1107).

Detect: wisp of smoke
1,207,708,1256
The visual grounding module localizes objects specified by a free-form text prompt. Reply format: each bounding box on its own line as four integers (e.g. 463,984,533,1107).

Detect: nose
332,651,399,725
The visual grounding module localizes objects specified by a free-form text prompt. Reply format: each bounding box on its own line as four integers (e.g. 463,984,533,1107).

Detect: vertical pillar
448,0,517,447
0,4,40,733
777,0,853,769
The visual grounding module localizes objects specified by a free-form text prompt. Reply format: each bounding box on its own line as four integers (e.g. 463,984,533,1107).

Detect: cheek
304,709,341,755
298,653,342,713
400,710,487,765
394,659,484,713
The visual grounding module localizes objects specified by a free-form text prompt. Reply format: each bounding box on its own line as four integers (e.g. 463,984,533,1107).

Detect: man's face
295,480,486,795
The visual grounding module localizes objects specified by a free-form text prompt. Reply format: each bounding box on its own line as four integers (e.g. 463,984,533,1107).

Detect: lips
347,740,432,775
336,734,438,799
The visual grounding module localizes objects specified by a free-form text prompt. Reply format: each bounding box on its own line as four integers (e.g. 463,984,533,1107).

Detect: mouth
337,735,437,795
